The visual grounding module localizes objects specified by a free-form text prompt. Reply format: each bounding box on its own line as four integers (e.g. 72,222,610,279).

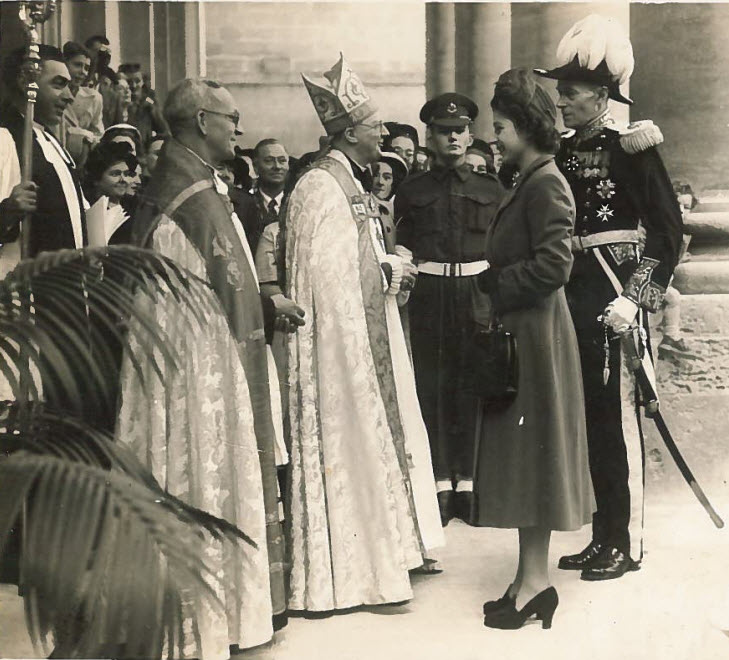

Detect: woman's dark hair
377,152,408,200
62,41,90,61
84,35,109,49
99,66,118,85
100,124,143,158
84,142,138,196
383,122,419,152
491,68,560,155
229,155,252,190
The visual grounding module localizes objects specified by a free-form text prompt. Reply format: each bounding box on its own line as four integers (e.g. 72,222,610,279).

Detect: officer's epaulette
617,120,664,155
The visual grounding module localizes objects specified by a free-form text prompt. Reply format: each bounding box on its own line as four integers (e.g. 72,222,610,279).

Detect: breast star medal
597,204,614,222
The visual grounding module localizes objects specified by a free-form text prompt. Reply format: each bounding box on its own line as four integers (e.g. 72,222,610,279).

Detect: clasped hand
273,296,306,334
400,261,418,292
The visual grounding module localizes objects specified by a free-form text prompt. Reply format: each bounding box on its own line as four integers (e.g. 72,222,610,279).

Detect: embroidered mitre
302,53,377,135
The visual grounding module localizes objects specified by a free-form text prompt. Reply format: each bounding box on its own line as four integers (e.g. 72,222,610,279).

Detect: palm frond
0,246,216,417
0,402,256,547
0,445,255,659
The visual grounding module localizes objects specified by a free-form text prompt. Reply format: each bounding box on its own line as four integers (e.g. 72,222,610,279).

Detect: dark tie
268,198,278,218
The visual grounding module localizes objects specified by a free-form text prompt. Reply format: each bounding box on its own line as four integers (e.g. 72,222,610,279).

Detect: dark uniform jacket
557,123,683,312
394,162,504,262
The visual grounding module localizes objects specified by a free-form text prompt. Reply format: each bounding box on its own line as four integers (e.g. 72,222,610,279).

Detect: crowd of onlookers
49,33,517,250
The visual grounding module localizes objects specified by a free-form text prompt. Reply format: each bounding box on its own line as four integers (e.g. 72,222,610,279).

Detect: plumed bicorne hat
535,14,634,105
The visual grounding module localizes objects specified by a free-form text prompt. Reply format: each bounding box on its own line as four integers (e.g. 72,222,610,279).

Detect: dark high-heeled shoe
483,586,558,630
482,584,516,614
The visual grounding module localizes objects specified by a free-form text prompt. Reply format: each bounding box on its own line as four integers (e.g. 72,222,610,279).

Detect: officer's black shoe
558,541,604,571
454,491,473,523
437,491,455,527
580,546,641,581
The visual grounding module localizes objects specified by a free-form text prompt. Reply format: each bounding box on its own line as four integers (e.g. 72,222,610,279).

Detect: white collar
181,143,229,195
259,189,284,207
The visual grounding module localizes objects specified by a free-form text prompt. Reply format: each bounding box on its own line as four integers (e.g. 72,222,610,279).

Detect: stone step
643,391,729,497
652,334,729,394
695,190,729,214
684,210,729,245
674,293,729,335
673,261,729,294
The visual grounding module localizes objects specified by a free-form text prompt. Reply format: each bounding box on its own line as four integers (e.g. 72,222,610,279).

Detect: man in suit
238,138,290,254
0,44,87,587
0,44,85,264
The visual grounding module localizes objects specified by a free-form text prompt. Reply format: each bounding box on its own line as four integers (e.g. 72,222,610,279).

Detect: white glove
381,253,404,294
602,295,640,333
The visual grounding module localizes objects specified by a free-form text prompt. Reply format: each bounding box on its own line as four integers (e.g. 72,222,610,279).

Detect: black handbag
468,319,518,410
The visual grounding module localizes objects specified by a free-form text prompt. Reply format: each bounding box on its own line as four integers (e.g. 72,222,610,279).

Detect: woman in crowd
83,141,138,245
373,151,408,219
116,76,133,123
473,68,593,630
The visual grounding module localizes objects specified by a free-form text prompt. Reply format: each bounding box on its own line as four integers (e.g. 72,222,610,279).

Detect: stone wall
204,1,427,156
631,3,729,194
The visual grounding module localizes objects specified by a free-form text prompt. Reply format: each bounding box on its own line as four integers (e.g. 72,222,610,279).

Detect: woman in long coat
473,69,594,630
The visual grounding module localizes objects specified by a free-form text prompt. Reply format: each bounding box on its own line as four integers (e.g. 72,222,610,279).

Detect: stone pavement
3,490,728,660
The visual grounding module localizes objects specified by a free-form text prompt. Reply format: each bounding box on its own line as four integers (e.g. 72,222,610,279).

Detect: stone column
454,3,511,140
510,2,631,127
184,2,207,79
425,2,455,98
119,1,152,76
152,2,187,99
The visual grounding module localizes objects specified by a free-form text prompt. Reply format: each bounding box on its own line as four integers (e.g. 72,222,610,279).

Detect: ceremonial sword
620,327,725,529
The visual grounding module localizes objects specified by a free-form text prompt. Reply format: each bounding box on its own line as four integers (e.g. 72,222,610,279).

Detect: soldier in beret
537,14,683,581
395,93,505,525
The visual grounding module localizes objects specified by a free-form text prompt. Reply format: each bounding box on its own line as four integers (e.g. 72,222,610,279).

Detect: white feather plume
604,19,634,84
555,14,634,83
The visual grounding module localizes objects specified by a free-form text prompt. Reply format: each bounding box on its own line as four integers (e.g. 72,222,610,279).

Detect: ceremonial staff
16,1,57,408
17,0,57,260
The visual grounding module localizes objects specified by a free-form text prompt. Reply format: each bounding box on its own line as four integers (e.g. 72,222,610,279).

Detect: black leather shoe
580,546,641,581
483,585,516,615
454,490,473,523
437,490,455,526
558,541,604,571
484,587,559,630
